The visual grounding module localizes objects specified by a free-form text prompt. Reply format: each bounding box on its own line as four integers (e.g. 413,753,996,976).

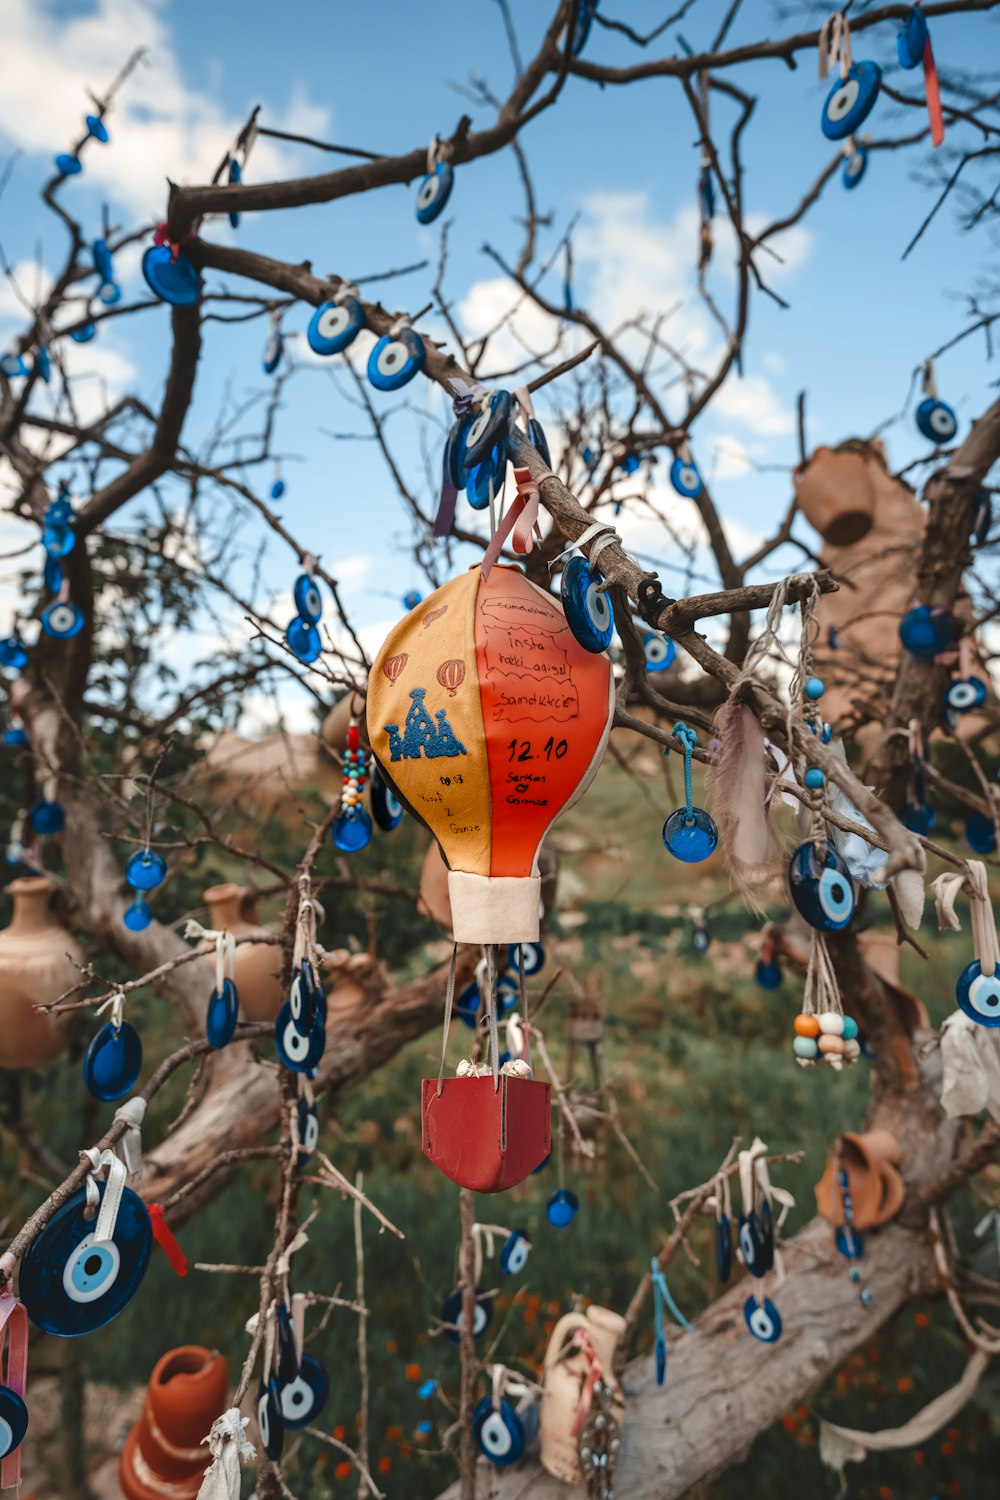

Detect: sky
0,0,998,733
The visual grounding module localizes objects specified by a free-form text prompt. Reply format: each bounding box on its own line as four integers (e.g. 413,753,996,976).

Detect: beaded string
341,719,367,825
673,721,697,823
834,1143,873,1308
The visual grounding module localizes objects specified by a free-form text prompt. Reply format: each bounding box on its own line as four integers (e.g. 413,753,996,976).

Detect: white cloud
711,373,795,437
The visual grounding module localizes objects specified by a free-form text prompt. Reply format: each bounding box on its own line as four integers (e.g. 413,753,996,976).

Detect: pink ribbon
152,223,196,264
0,1293,28,1487
481,467,548,581
923,34,944,148
568,1329,605,1439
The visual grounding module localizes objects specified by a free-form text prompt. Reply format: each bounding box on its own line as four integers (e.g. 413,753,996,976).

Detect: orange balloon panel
474,566,613,877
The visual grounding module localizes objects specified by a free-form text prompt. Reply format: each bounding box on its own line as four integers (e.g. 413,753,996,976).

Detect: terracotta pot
815,1129,904,1230
793,445,876,547
540,1306,625,1485
0,876,83,1069
119,1345,228,1500
202,883,283,1022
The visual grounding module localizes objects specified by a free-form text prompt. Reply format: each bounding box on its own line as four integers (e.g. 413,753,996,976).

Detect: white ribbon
113,1097,146,1175
196,1409,255,1500
95,986,127,1033
79,1147,128,1244
184,921,235,994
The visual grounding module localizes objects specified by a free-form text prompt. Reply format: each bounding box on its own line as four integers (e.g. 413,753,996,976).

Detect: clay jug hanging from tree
539,1305,626,1484
793,443,876,547
119,1345,228,1500
202,883,282,1022
0,875,83,1068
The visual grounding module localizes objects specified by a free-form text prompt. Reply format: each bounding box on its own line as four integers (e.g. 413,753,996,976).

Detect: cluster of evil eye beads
439,1228,531,1353
256,1301,330,1463
274,959,327,1075
286,569,323,665
122,846,167,933
442,389,526,516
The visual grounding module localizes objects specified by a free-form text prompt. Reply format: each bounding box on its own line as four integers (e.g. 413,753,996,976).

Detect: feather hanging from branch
705,692,775,913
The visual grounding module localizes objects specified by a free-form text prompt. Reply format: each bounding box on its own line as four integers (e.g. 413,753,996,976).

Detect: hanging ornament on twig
897,2,944,146
818,11,882,141
662,722,717,863
915,357,958,445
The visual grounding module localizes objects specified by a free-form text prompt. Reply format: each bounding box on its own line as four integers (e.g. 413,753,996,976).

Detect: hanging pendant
123,899,152,932
370,760,403,831
561,556,615,654
956,960,1000,1027
280,1352,329,1428
83,1021,142,1101
545,1188,579,1228
788,841,855,931
440,1286,492,1344
205,978,239,1050
662,807,717,862
334,718,372,850
124,849,167,891
19,1183,152,1336
743,1295,782,1344
256,1376,284,1461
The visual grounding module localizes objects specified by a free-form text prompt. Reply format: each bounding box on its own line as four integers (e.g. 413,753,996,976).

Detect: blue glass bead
0,1385,27,1460
836,1225,863,1259
620,454,640,475
30,799,64,835
281,1351,329,1429
227,156,241,229
956,959,1000,1027
804,768,825,790
693,925,710,954
262,329,283,374
472,1395,529,1467
416,1419,433,1435
332,807,372,852
496,975,519,1017
0,353,27,378
716,1214,732,1282
440,1286,492,1344
417,1380,437,1400
670,456,702,498
274,1003,325,1073
289,960,320,1034
743,1295,782,1343
972,491,991,544
805,677,825,700
370,763,403,832
403,591,422,610
85,114,110,143
0,637,28,669
43,525,76,558
123,899,152,931
662,807,718,863
842,147,868,190
755,959,782,990
545,1188,579,1229
270,479,285,500
286,617,321,664
307,296,365,356
966,811,997,855
463,392,513,470
98,281,121,306
84,1020,142,1101
141,246,200,308
860,1289,874,1307
69,323,96,343
467,442,507,511
528,416,551,467
500,1228,530,1276
206,978,239,1049
788,840,855,932
293,574,323,626
44,556,63,595
456,980,480,1028
257,1377,284,1461
125,848,167,891
508,942,544,977
3,726,27,747
41,600,84,639
897,7,928,68
55,152,82,176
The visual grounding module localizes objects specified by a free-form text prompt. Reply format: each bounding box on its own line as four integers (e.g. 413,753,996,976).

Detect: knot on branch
636,573,673,627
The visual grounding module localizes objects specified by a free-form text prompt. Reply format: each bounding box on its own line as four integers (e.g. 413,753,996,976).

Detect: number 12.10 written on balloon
506,737,569,763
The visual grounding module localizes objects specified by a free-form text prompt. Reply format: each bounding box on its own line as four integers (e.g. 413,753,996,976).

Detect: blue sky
1,0,998,729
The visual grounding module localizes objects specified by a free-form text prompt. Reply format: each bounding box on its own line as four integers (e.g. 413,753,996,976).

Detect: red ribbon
0,1293,28,1487
568,1329,605,1439
923,36,944,147
480,467,546,582
152,224,197,264
149,1203,189,1276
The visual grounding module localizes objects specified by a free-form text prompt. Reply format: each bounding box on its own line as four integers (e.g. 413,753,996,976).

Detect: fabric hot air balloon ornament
367,563,614,1192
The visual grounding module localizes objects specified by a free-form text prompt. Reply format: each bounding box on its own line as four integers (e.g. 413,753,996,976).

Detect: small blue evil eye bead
899,604,956,659
85,114,110,143
281,1351,329,1429
956,959,1000,1027
417,1379,437,1400
972,490,991,544
755,959,782,990
662,807,718,864
788,840,855,932
670,456,703,498
257,1377,284,1462
55,152,82,176
570,0,597,55
738,1212,765,1278
500,1229,531,1276
467,443,507,511
916,397,958,445
0,1385,28,1460
262,328,283,375
141,246,201,307
296,1097,319,1168
98,281,121,306
561,556,614,654
69,323,96,343
903,799,935,835
370,762,403,832
440,1287,492,1344
456,979,480,1028
820,61,882,141
965,810,997,855
716,1215,732,1282
643,632,676,673
620,453,640,476
293,573,323,626
35,347,51,382
123,899,152,932
842,146,868,190
898,5,928,68
945,676,987,714
464,391,513,470
508,941,544,977
289,960,320,1032
286,617,321,664
124,848,167,891
0,353,27,378
3,725,27,747
473,1396,526,1468
227,156,241,229
443,415,472,493
274,1001,325,1072
41,600,85,640
43,523,76,558
0,636,28,669
403,590,422,610
744,1295,782,1344
270,478,285,500
804,768,825,790
44,556,63,595
307,296,365,356
804,676,825,700
84,1019,143,1100
332,806,373,853
30,798,64,835
92,240,113,282
528,416,552,467
206,977,239,1050
692,925,710,954
415,161,454,224
367,328,424,392
546,1188,579,1229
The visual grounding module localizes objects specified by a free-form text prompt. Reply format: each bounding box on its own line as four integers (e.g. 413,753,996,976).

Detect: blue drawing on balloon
385,688,467,761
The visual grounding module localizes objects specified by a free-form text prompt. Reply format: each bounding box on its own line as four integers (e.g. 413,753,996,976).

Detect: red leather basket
421,1075,551,1193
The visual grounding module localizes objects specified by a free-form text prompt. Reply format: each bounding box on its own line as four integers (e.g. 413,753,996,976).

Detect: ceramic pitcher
539,1305,626,1485
793,444,876,547
202,883,283,1022
0,875,83,1069
120,1345,228,1500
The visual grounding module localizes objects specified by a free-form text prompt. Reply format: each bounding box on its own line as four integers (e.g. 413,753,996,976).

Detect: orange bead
818,1033,845,1054
794,1014,820,1037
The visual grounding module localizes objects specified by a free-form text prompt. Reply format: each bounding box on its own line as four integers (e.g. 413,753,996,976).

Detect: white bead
817,1012,845,1035
843,1038,861,1060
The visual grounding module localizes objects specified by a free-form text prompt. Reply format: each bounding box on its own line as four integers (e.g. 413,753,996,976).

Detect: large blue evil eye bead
415,161,454,224
296,1097,319,1167
141,246,200,308
281,1352,329,1429
946,676,987,713
561,556,614,654
257,1377,284,1462
467,443,507,510
85,115,109,143
508,942,544,977
464,392,513,470
643,632,675,673
916,398,958,444
966,811,997,855
0,636,28,669
500,1229,530,1276
262,329,283,375
275,1303,299,1384
125,849,167,891
206,978,239,1050
662,807,718,863
670,457,703,498
0,1386,28,1460
440,1287,492,1344
294,574,323,625
18,1182,151,1336
123,899,152,932
842,147,868,190
545,1188,579,1229
30,799,64,835
333,807,373,852
227,156,241,229
899,604,956,659
456,979,480,1028
957,960,1000,1027
473,1397,526,1467
716,1215,732,1282
528,416,552,467
789,841,855,931
744,1295,782,1344
92,240,114,283
84,1020,143,1101
367,328,424,391
274,1001,325,1072
307,296,364,356
820,62,882,141
370,763,403,832
898,7,928,68
41,600,85,640
286,617,321,664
